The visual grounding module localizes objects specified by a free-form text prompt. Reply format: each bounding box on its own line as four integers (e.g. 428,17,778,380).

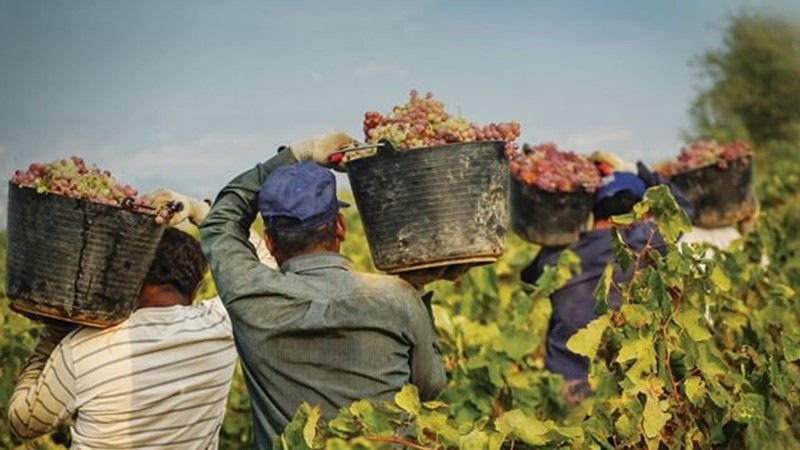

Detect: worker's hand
289,131,358,166
143,188,211,226
590,151,637,174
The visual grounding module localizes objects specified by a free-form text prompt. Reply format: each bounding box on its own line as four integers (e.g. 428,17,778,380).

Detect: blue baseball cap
595,172,647,204
258,161,348,231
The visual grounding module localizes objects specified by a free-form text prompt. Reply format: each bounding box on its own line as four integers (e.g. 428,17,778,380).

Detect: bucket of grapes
509,143,601,246
662,141,756,228
5,157,166,327
339,90,517,273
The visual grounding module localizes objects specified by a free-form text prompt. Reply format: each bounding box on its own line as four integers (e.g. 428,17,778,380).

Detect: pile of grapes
11,156,152,211
363,90,521,156
662,140,751,176
509,143,602,193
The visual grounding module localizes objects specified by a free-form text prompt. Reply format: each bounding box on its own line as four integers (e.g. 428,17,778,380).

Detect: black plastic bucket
669,157,756,228
5,183,165,327
510,177,594,246
344,140,508,273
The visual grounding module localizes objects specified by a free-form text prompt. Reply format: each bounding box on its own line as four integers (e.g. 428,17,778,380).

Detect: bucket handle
328,140,392,165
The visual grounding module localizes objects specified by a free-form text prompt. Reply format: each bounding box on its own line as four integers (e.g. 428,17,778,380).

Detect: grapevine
509,142,602,193
10,156,153,212
662,140,752,176
363,90,521,156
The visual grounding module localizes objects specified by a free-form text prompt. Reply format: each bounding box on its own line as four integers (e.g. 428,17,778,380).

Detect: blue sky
1,0,798,227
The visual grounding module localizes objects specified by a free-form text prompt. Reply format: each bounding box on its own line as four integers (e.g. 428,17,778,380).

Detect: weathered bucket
510,177,594,246
344,140,508,273
669,157,756,228
5,183,165,327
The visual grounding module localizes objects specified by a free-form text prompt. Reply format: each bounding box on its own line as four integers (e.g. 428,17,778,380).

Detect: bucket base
9,298,127,328
383,254,500,274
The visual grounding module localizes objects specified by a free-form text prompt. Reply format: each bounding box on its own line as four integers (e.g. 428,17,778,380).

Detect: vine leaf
395,385,421,416
567,316,611,359
642,393,672,440
674,309,712,342
303,406,321,447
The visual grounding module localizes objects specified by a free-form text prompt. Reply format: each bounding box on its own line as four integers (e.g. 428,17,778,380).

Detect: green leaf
616,337,654,364
683,376,706,407
460,429,490,450
620,304,653,328
495,410,550,446
674,309,712,342
610,212,636,226
417,411,461,444
783,330,800,362
567,316,611,359
594,263,614,315
733,393,766,424
303,406,322,447
611,228,635,272
395,385,420,416
642,393,672,439
643,185,692,244
493,328,539,360
709,266,731,292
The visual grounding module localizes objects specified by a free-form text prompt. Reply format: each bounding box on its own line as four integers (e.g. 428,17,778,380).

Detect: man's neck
137,285,191,309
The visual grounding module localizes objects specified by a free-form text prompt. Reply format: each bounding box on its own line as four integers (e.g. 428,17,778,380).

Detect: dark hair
144,228,207,298
266,218,337,259
593,191,641,220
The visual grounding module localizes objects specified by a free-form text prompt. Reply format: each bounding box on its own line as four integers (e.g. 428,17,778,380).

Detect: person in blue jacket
520,157,694,402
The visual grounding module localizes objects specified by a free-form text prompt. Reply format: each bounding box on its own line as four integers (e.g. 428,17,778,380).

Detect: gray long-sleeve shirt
199,149,446,449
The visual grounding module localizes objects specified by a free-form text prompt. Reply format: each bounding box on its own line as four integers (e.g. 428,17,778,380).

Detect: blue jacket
521,179,693,382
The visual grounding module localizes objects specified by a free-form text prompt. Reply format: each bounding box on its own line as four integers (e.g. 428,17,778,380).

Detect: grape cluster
663,140,752,176
10,156,153,212
509,143,602,193
363,90,521,156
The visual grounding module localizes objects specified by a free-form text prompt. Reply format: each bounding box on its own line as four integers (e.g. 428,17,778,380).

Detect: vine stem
365,436,435,450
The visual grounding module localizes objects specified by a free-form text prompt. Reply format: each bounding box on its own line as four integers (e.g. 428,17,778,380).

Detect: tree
688,11,800,168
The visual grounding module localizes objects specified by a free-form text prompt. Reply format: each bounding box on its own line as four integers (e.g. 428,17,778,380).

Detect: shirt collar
280,252,352,273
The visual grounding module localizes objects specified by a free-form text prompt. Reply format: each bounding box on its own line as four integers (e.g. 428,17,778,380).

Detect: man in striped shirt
8,228,237,449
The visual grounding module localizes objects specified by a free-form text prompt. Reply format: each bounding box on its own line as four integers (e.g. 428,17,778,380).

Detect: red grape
510,143,602,193
363,90,520,155
10,156,153,213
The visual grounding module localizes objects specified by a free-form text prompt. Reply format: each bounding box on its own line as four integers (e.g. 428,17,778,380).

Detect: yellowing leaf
395,385,421,416
642,394,672,439
495,410,550,446
567,316,611,359
674,309,712,342
303,406,321,447
710,266,731,292
684,376,706,407
617,337,654,363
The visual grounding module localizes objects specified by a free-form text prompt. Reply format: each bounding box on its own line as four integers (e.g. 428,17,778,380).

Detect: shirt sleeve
199,148,298,307
407,291,447,401
8,326,78,440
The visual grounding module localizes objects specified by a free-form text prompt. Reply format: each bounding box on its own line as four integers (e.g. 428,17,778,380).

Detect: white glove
289,131,357,165
142,188,210,226
590,151,637,173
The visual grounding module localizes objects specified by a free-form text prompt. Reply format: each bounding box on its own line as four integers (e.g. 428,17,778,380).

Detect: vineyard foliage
1,165,798,450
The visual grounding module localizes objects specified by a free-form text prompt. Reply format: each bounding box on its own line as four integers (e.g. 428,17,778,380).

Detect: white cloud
352,61,408,80
565,127,632,151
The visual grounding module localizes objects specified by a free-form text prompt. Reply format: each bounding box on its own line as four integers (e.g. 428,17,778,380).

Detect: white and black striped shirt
8,297,237,450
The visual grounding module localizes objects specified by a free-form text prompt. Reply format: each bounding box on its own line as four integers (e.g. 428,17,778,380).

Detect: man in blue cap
152,132,446,448
520,156,693,403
